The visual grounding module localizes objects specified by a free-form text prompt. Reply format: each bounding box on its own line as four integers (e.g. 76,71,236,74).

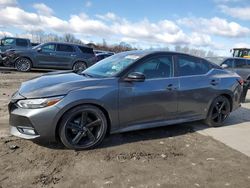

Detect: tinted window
56,44,74,52
16,39,28,47
247,60,250,66
133,56,173,79
178,55,210,76
235,59,247,68
222,59,234,68
78,46,94,54
41,44,56,52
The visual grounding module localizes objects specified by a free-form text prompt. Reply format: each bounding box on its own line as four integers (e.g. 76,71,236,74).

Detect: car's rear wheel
73,61,87,73
59,105,107,150
15,57,32,72
205,96,231,127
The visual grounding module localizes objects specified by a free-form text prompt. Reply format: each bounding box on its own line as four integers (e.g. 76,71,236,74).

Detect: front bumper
8,101,61,141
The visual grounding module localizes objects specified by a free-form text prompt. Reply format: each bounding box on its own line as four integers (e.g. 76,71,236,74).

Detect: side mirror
124,72,145,82
37,47,42,52
221,64,228,69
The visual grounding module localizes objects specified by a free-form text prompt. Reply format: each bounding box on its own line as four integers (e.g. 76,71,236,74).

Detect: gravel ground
0,68,250,188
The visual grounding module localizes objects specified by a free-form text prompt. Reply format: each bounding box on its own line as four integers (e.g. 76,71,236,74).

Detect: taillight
237,79,244,86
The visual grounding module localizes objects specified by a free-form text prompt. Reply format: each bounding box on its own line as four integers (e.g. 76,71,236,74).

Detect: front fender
52,82,119,136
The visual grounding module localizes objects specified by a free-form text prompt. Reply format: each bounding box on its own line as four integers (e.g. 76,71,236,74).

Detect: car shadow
0,67,55,73
33,106,250,150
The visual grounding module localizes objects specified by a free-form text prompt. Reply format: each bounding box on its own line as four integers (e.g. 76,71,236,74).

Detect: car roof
117,50,208,59
1,37,29,40
43,42,92,48
224,57,248,60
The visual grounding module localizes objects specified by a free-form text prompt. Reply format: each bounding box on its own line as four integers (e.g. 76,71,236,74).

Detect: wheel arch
220,93,233,112
15,56,33,67
55,102,111,141
206,93,233,119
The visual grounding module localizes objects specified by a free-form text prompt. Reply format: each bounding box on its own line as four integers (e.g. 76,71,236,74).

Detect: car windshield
83,52,143,78
1,38,15,46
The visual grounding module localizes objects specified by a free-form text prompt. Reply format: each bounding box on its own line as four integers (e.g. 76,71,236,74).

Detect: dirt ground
0,69,250,188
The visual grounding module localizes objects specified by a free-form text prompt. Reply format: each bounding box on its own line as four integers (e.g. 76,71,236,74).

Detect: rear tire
59,105,107,150
15,57,32,72
204,96,231,127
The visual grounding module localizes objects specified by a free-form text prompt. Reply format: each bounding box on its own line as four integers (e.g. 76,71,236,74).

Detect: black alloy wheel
59,105,107,149
205,96,231,127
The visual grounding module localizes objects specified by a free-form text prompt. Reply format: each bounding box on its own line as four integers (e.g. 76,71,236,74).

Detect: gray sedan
9,51,243,149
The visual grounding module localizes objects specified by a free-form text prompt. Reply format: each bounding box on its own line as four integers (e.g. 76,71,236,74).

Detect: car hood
18,71,101,98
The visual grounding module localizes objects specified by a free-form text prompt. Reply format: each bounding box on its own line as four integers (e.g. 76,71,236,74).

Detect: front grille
9,114,33,128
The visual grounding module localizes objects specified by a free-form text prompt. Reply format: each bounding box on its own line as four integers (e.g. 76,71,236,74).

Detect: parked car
220,57,250,81
4,42,97,72
220,57,250,101
0,37,32,52
96,52,114,62
9,51,243,149
0,37,34,66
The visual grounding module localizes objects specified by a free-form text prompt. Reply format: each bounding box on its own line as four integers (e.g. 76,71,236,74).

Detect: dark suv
220,57,250,101
220,57,250,81
5,42,97,72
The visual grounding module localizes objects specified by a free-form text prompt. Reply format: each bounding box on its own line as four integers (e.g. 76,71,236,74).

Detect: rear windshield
78,46,94,54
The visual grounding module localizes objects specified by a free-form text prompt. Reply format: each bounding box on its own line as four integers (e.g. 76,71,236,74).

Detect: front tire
15,57,32,72
59,105,108,150
205,96,231,127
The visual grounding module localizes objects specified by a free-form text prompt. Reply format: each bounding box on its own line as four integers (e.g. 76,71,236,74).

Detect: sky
0,0,250,55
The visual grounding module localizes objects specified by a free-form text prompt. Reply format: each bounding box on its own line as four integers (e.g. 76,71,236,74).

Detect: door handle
70,54,77,57
210,79,219,86
49,53,55,56
166,84,174,91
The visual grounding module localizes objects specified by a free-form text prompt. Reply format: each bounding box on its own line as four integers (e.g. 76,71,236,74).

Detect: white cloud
0,30,13,37
33,3,54,16
219,5,250,20
0,2,248,50
0,0,17,7
85,1,92,8
178,17,250,37
96,12,119,22
234,42,250,48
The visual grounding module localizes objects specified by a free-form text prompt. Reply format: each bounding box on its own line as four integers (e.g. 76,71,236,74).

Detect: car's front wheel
59,105,108,150
205,96,231,127
15,57,32,72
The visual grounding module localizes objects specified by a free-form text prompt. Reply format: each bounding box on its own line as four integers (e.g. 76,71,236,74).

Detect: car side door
118,54,179,130
176,55,215,119
54,44,76,69
35,43,58,67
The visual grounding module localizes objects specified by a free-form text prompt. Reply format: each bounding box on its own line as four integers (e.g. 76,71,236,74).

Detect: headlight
17,96,64,109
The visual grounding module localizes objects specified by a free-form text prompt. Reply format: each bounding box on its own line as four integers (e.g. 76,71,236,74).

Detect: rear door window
177,55,211,76
56,44,75,52
78,46,94,54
